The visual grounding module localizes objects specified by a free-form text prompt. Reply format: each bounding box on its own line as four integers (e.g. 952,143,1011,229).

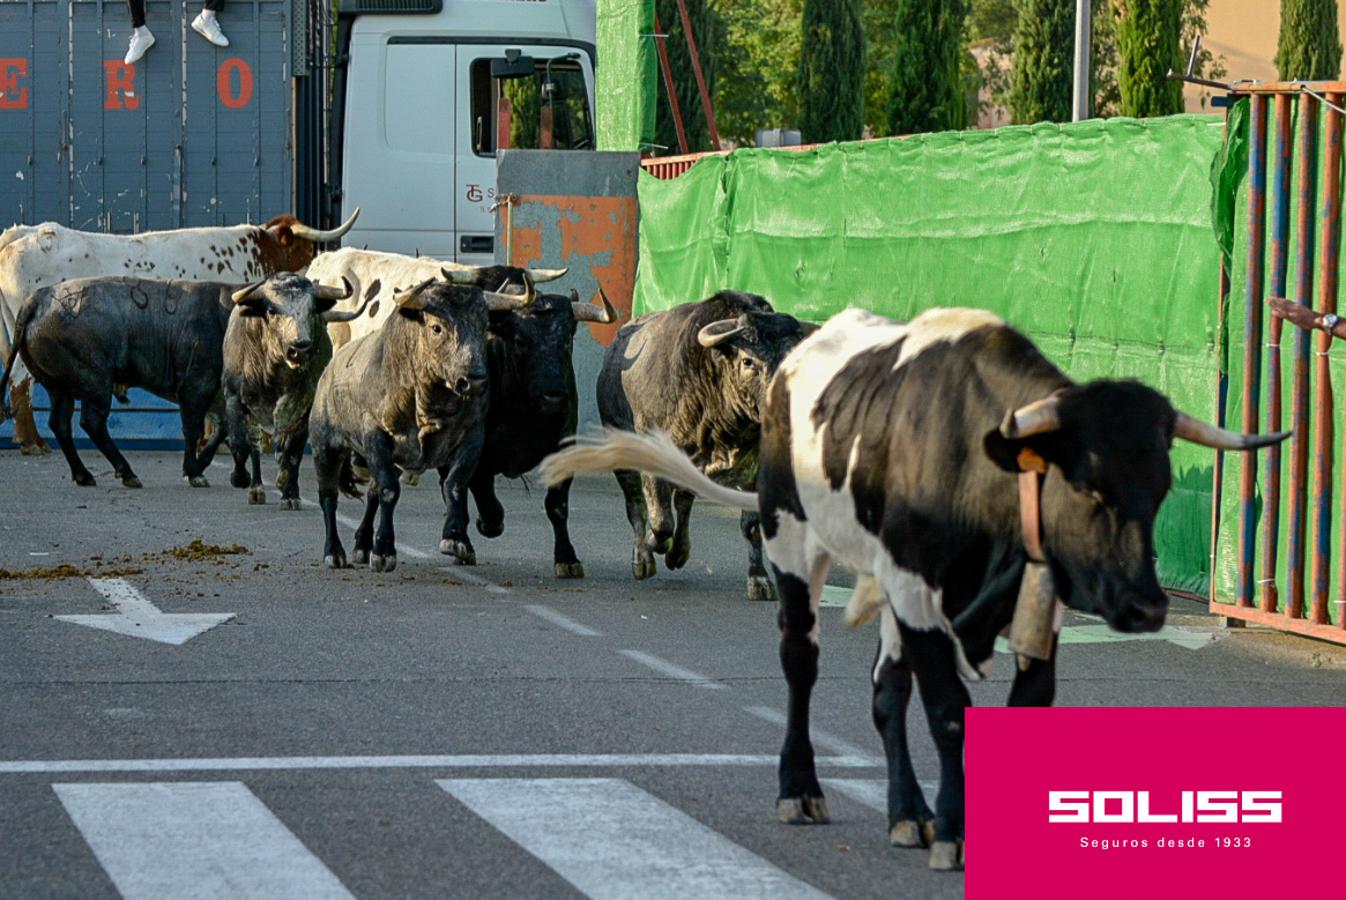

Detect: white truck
336,0,597,264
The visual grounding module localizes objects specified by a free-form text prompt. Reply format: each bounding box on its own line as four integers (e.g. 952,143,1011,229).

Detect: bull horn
289,207,361,243
1174,412,1291,451
526,267,567,283
1000,395,1063,439
697,317,745,349
441,267,481,285
230,280,266,305
313,276,354,302
520,271,536,306
395,278,436,311
574,285,619,324
484,289,533,312
322,277,379,323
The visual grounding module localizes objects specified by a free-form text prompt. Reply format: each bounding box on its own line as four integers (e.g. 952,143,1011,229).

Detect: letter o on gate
216,58,254,109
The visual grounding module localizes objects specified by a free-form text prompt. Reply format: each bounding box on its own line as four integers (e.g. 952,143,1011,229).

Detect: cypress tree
1276,0,1342,80
655,0,718,153
888,0,969,135
1116,0,1184,117
798,0,867,142
1009,0,1075,124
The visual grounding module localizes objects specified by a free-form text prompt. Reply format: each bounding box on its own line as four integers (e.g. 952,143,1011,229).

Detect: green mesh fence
596,0,657,151
635,114,1227,594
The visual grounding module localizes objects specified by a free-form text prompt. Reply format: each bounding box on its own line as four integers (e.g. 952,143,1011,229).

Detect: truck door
342,38,456,258
456,47,595,265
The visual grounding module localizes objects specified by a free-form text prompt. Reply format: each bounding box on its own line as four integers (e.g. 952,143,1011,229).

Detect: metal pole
1073,0,1092,121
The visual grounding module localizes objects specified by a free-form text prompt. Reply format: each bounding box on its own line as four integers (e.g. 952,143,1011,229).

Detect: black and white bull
0,276,243,488
309,275,533,572
221,273,375,508
468,279,620,575
541,306,1287,870
596,291,810,600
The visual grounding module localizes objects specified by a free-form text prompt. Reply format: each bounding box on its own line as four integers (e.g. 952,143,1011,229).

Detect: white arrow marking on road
55,578,234,646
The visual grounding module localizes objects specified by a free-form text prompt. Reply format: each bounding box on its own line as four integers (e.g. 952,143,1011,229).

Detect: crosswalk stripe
53,781,354,900
823,777,940,813
438,777,831,900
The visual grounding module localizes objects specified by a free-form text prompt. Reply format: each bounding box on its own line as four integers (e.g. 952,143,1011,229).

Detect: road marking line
438,565,511,594
618,649,726,689
822,777,939,813
0,753,881,775
55,578,234,646
437,778,830,900
525,605,602,636
53,781,354,900
993,623,1218,653
742,705,872,759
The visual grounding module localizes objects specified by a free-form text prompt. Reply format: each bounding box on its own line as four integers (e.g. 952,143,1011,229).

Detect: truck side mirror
491,55,536,80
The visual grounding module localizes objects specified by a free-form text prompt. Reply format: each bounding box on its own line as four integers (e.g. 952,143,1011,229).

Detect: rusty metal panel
495,149,641,429
0,0,292,231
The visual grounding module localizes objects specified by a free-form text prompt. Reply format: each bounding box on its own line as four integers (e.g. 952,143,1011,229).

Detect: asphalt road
2,450,1344,899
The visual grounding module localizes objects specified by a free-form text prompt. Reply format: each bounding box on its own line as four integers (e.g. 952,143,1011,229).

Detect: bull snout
1106,590,1169,634
285,340,314,367
451,368,489,398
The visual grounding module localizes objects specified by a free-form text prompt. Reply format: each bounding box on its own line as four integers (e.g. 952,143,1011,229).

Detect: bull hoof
632,555,656,580
928,840,963,871
439,540,476,565
776,796,829,825
281,497,302,511
352,549,370,566
324,552,348,569
476,517,504,539
746,575,775,602
275,469,290,490
890,818,936,849
73,471,97,487
186,475,210,488
21,442,50,456
664,540,690,570
370,553,397,573
248,487,267,505
400,471,421,486
554,561,585,579
121,476,143,489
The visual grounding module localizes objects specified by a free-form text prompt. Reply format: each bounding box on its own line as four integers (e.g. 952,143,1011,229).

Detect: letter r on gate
104,61,140,110
0,58,28,109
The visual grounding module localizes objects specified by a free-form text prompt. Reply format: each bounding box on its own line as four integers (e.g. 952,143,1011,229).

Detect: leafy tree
798,0,867,142
1009,0,1075,123
864,0,899,135
1276,0,1342,80
714,0,804,146
654,0,719,153
1115,0,1184,117
889,0,970,134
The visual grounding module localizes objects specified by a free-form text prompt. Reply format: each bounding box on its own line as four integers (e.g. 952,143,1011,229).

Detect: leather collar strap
1016,447,1048,563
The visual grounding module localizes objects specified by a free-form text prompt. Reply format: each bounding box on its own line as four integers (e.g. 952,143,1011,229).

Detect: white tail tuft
843,576,884,629
540,429,759,512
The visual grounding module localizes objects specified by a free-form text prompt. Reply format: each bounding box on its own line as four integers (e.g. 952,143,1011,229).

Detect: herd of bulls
0,210,1290,871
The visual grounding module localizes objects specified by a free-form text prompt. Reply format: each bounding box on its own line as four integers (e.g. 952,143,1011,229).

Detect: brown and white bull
0,209,360,452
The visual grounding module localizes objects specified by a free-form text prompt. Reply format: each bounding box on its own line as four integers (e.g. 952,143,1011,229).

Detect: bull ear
231,281,268,316
395,278,434,321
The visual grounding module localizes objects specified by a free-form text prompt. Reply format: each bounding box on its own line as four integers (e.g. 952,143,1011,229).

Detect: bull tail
0,297,35,423
540,429,759,512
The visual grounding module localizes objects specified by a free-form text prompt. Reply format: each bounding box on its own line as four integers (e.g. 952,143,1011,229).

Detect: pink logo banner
966,707,1346,898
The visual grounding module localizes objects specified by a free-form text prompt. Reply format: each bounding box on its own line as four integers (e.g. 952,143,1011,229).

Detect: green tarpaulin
635,114,1227,595
596,0,657,151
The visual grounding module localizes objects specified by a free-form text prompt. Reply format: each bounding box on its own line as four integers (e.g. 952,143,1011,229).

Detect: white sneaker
124,26,155,65
192,11,229,48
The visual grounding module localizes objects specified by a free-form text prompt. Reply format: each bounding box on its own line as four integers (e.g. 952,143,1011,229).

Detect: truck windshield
471,57,594,155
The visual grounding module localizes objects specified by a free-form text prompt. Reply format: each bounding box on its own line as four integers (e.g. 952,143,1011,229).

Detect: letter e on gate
0,58,28,109
217,58,253,109
104,61,139,110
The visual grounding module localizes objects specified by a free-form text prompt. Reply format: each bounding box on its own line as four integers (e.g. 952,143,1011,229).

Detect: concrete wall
494,150,641,431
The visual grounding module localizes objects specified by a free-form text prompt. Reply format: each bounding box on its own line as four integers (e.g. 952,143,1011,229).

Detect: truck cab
337,0,596,264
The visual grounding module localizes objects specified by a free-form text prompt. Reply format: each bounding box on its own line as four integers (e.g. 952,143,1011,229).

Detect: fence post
1238,94,1270,608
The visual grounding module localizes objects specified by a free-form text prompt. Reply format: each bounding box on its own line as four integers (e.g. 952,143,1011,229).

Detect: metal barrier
1217,81,1346,643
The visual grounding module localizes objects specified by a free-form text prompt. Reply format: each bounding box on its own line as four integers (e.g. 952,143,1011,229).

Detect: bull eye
740,357,757,370
431,323,444,336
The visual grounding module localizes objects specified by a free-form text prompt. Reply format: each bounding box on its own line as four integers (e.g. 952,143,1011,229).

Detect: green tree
864,0,899,135
716,0,804,145
889,0,970,134
1115,0,1184,116
1009,0,1075,123
798,0,867,142
654,0,719,153
1276,0,1342,80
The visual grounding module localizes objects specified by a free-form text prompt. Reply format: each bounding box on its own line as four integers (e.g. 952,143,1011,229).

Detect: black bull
0,276,239,488
540,306,1288,872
